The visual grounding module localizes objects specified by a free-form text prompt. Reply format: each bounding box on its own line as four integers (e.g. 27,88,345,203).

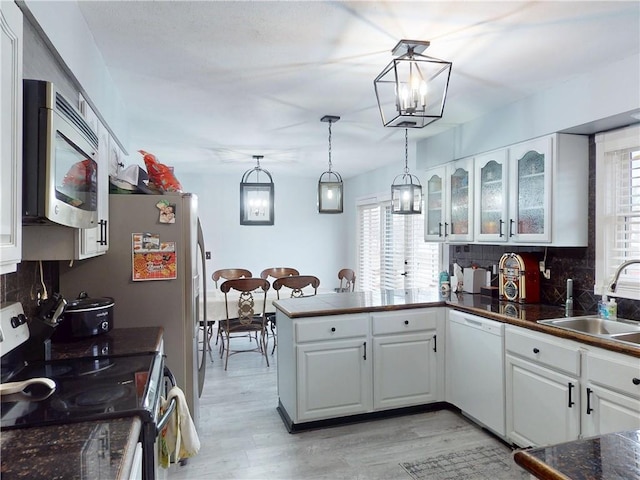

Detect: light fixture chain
328,120,333,172
404,128,409,174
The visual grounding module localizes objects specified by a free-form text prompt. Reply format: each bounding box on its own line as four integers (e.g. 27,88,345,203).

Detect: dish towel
159,386,200,468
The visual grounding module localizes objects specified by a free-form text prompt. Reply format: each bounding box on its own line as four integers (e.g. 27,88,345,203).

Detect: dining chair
260,268,299,353
270,275,320,354
203,268,253,358
219,278,270,370
337,268,356,292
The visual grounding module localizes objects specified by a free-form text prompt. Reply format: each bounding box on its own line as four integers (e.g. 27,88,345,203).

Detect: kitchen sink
609,332,640,345
538,316,640,336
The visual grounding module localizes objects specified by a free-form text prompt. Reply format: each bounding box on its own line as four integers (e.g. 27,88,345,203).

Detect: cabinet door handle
533,347,540,354
444,222,449,237
509,219,515,237
568,382,575,407
499,219,504,237
404,320,409,325
363,341,367,360
586,387,594,414
438,223,443,237
633,378,640,386
331,327,336,332
433,334,437,353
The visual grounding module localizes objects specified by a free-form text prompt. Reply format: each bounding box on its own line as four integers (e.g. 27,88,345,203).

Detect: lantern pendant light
240,155,274,225
391,128,422,214
374,39,452,129
317,115,343,213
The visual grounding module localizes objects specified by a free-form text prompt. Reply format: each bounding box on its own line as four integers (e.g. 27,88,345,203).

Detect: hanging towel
159,386,200,468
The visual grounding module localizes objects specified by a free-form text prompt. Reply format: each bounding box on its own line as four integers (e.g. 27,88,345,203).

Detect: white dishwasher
446,310,506,437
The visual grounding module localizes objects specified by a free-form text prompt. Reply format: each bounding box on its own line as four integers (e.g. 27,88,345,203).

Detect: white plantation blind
358,198,440,292
596,125,640,300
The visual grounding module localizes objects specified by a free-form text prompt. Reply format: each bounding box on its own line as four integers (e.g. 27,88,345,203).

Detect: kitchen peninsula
274,289,640,478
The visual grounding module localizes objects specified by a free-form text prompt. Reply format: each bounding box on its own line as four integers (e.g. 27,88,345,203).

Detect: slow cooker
51,292,115,342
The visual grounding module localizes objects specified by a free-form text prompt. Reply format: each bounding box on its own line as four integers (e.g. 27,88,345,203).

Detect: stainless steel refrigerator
59,193,207,427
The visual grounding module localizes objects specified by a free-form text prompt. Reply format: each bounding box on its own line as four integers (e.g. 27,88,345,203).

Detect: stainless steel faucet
608,259,640,292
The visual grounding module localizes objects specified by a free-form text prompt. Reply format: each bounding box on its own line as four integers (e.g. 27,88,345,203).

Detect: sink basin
609,332,640,345
538,316,640,336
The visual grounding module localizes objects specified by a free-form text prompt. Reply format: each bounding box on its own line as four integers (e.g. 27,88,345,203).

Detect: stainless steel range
0,302,175,480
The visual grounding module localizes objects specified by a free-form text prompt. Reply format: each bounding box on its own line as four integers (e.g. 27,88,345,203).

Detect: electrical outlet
205,251,211,260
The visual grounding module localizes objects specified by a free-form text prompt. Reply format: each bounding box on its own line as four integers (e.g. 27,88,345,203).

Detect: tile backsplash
1,261,59,320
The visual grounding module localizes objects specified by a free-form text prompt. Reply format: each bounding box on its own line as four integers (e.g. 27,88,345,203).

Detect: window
357,195,440,292
595,125,640,300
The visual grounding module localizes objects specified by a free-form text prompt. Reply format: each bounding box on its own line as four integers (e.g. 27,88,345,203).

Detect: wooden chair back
338,268,356,292
212,268,252,288
273,275,320,299
220,278,270,324
260,267,299,284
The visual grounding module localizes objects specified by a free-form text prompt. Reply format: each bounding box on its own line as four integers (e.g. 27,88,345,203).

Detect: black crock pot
51,292,115,342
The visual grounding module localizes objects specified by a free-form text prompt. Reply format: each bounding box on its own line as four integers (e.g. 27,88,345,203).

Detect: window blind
358,198,440,292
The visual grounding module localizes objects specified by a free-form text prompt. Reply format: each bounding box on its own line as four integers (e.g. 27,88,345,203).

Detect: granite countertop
0,418,141,480
272,288,444,318
513,429,640,479
273,289,640,357
1,326,163,480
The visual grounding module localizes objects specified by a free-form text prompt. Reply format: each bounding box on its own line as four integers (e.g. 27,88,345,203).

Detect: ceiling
75,1,640,179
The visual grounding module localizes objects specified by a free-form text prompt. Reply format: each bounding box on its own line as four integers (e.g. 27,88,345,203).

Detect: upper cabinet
474,133,588,246
0,1,23,274
424,156,474,243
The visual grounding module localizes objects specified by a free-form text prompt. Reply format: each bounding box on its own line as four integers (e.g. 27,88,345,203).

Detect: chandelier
240,155,274,225
374,39,452,128
317,115,343,214
391,128,422,214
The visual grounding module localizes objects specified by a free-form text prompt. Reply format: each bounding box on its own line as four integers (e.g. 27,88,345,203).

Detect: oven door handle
155,365,178,434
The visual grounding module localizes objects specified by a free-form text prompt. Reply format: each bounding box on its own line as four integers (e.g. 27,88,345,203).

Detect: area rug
400,443,529,480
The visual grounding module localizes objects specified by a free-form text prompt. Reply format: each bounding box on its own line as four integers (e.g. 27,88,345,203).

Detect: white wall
178,171,348,293
417,54,640,169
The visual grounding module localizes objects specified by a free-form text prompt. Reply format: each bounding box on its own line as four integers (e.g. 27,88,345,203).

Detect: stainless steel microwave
22,80,99,229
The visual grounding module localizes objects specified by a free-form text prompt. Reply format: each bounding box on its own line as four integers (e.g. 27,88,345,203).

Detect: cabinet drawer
586,349,640,398
505,326,580,376
295,314,369,343
372,309,437,335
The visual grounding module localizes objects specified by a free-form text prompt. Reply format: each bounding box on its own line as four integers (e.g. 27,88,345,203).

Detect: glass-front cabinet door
447,157,474,242
475,150,508,242
508,136,552,243
424,167,445,241
424,158,474,243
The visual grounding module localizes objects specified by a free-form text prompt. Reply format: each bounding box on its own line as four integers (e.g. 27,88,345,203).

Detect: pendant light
374,39,452,129
240,155,274,225
391,128,422,214
317,115,343,213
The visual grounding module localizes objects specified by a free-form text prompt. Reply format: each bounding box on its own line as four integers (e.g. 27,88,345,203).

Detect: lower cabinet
505,325,640,447
277,308,443,427
582,348,640,437
372,310,439,410
297,337,372,421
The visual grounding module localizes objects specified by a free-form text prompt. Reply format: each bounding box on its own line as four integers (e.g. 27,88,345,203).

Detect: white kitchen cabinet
293,314,371,422
505,326,582,447
424,156,474,243
277,308,444,428
371,309,439,409
474,133,588,246
0,1,23,274
582,347,640,437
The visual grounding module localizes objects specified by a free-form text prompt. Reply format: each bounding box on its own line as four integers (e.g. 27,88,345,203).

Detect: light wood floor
166,335,508,480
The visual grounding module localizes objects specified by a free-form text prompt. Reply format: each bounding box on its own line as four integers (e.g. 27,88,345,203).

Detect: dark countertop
272,288,444,318
513,430,640,480
1,326,163,480
0,418,141,480
273,289,640,357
